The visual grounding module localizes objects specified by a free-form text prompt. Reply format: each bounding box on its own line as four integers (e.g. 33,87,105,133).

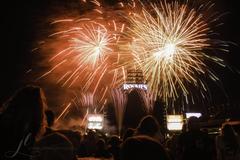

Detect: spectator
122,128,135,141
216,124,240,160
177,117,212,160
44,109,55,135
94,138,112,158
32,132,77,160
0,85,47,159
120,135,170,160
57,130,82,156
108,135,121,160
79,130,97,157
135,115,164,142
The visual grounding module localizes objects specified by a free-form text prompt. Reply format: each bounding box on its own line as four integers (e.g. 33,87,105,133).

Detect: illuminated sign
87,114,104,130
186,113,202,119
123,84,148,90
167,115,183,131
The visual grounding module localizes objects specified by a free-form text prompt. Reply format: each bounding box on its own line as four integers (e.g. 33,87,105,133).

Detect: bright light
186,113,202,118
163,43,176,58
94,46,101,57
87,114,104,130
88,115,103,121
167,115,183,131
88,123,103,130
154,43,176,60
167,122,183,131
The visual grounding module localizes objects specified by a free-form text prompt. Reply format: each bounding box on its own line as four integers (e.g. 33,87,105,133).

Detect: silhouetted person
0,85,47,160
32,132,77,160
165,134,181,160
57,130,82,156
80,130,97,156
108,135,122,160
120,135,170,160
135,115,164,142
122,128,135,141
177,117,212,160
44,109,55,135
216,124,240,160
94,138,112,158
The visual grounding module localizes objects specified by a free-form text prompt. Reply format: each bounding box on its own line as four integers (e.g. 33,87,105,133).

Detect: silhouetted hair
136,115,160,137
0,85,47,157
96,139,106,149
221,124,239,148
108,135,121,146
94,138,112,158
45,109,55,127
187,116,200,131
33,133,76,160
123,128,135,141
120,135,170,160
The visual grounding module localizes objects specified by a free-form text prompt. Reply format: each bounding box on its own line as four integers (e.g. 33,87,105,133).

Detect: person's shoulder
178,132,188,141
236,134,240,144
215,135,224,146
199,130,210,137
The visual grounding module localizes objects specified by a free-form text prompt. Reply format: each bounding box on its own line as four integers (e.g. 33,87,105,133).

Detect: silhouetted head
123,128,135,141
96,139,106,150
33,133,76,160
108,135,121,147
0,85,47,140
57,130,82,151
221,124,236,136
187,117,200,131
45,109,55,127
221,124,239,148
120,135,170,160
136,115,160,137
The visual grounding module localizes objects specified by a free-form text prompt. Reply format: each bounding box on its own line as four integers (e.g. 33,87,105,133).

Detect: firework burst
127,1,226,106
35,0,228,119
38,16,127,96
33,0,133,122
45,21,114,88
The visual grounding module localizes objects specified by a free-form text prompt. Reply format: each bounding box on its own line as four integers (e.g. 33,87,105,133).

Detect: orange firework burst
36,4,128,112
35,0,227,117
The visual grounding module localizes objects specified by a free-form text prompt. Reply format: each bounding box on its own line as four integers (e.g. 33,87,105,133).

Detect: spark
128,1,226,105
46,21,115,90
37,60,67,80
51,19,74,25
56,102,72,122
111,88,127,135
137,89,154,113
91,0,101,7
39,11,127,114
94,9,103,14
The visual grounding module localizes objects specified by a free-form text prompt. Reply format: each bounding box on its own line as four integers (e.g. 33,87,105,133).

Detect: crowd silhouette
0,85,240,160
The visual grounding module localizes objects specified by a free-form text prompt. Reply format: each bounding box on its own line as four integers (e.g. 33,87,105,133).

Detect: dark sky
0,0,240,109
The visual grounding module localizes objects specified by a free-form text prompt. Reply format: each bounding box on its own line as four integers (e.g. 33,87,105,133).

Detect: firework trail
56,102,72,122
35,0,227,120
43,21,115,90
126,0,226,106
73,91,96,110
111,88,127,135
37,6,128,112
137,89,154,113
34,0,133,122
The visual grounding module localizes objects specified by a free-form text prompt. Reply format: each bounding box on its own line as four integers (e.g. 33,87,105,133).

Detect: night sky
0,0,240,116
